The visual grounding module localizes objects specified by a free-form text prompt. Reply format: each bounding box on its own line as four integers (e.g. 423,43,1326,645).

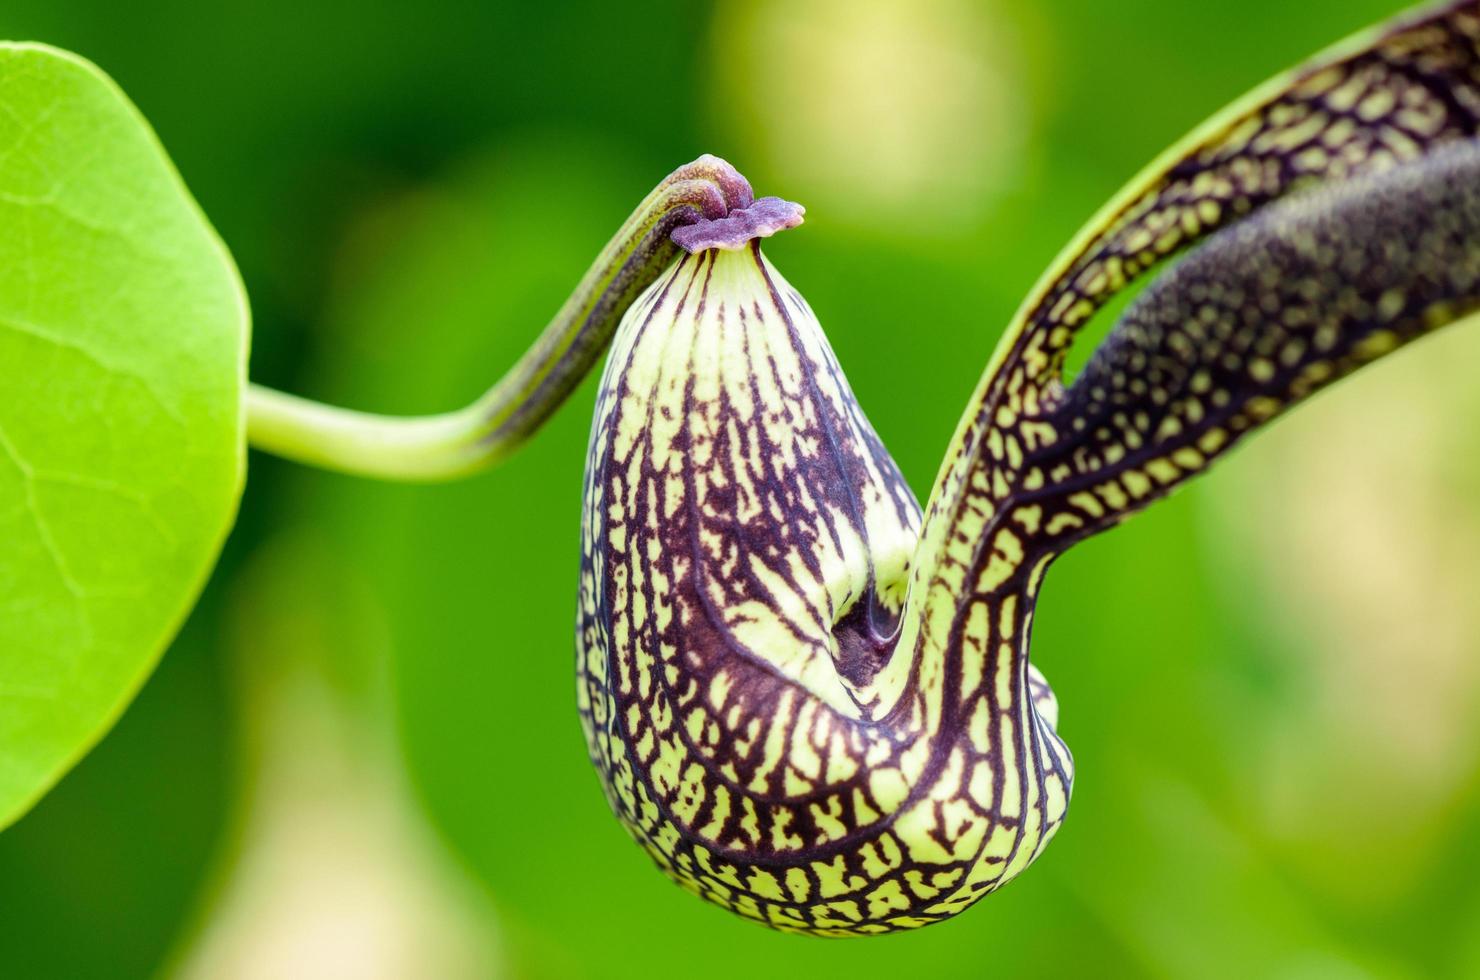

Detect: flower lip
670,195,806,253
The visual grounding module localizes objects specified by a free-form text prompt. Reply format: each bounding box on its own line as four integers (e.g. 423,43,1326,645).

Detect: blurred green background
3,0,1479,977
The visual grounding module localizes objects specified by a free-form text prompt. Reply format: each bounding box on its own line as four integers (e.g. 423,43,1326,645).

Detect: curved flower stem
245,155,758,482
906,0,1480,605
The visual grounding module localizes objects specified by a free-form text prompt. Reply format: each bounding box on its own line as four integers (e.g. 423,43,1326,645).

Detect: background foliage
1,0,1476,977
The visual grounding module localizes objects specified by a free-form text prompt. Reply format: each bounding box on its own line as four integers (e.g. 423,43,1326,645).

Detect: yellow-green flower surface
577,0,1480,935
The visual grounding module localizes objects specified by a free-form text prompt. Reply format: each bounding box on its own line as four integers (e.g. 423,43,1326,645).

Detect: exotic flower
242,0,1480,937
571,130,1480,932
577,235,1073,929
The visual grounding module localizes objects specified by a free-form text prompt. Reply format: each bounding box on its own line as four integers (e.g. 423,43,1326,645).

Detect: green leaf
0,44,246,828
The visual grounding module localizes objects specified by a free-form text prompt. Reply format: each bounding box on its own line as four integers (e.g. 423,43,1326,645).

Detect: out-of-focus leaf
0,44,246,828
173,532,502,980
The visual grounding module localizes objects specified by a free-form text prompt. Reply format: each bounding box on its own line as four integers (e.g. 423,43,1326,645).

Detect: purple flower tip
671,196,806,253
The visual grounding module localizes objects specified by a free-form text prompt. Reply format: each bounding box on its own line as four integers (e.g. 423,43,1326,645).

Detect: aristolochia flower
573,175,1073,935
239,0,1480,938
569,4,1480,933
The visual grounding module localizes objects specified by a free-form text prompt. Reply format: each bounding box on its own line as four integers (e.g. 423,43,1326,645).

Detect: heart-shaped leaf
0,44,246,828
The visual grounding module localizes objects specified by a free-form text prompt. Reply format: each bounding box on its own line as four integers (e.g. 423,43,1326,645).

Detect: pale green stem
246,155,758,482
244,386,486,481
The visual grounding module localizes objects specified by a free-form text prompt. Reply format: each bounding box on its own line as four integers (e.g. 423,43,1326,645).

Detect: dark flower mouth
671,195,806,253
